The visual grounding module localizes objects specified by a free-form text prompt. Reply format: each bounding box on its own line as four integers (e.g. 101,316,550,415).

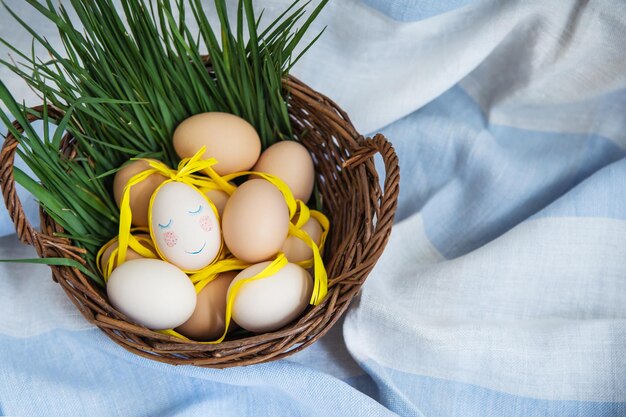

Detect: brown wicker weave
0,75,400,368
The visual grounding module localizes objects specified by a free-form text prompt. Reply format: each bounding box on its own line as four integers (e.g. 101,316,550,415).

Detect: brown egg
100,234,155,273
113,159,167,227
252,141,315,202
222,179,290,263
282,215,323,263
204,189,229,218
173,112,261,176
175,271,237,341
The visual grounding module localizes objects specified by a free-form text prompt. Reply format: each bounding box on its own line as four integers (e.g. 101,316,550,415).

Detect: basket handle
343,134,400,253
0,105,63,252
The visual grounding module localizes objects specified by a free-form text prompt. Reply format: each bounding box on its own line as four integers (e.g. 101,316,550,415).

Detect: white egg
106,259,197,330
229,262,312,333
150,181,221,271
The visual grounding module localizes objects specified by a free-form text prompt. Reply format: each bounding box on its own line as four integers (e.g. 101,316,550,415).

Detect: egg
113,159,168,227
229,262,312,333
222,179,290,263
150,181,222,272
173,112,261,176
252,140,315,202
204,189,229,217
99,233,156,273
106,259,196,330
175,271,237,341
282,215,323,263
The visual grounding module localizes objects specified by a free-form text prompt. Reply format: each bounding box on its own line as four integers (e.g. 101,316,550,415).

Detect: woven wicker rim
0,75,400,368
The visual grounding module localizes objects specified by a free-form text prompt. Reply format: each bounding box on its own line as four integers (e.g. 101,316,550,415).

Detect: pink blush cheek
200,215,213,232
162,231,178,247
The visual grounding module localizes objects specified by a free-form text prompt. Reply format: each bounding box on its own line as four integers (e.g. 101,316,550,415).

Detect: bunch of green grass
0,0,327,284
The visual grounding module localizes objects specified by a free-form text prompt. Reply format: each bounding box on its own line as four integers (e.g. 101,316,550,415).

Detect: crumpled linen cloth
1,0,625,415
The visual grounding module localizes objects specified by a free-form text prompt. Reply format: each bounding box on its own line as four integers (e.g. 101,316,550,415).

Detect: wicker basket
0,75,399,368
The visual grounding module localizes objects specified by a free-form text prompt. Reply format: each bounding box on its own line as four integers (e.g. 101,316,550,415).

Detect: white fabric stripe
345,215,626,402
460,1,626,143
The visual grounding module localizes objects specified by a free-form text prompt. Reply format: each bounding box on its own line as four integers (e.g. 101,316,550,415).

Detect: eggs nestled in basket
100,112,329,343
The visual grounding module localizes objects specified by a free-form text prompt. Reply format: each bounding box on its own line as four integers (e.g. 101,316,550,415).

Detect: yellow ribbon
116,147,227,273
160,253,289,344
289,204,330,271
220,170,298,216
117,148,328,304
107,146,330,344
96,230,159,282
189,256,250,293
209,170,329,304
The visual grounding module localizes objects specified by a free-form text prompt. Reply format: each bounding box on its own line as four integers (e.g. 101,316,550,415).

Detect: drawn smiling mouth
185,241,206,255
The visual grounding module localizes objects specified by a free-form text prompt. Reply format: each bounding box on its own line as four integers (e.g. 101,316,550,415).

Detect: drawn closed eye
188,205,203,215
158,219,173,229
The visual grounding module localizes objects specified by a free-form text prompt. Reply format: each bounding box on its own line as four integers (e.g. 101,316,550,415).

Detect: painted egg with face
149,182,222,272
